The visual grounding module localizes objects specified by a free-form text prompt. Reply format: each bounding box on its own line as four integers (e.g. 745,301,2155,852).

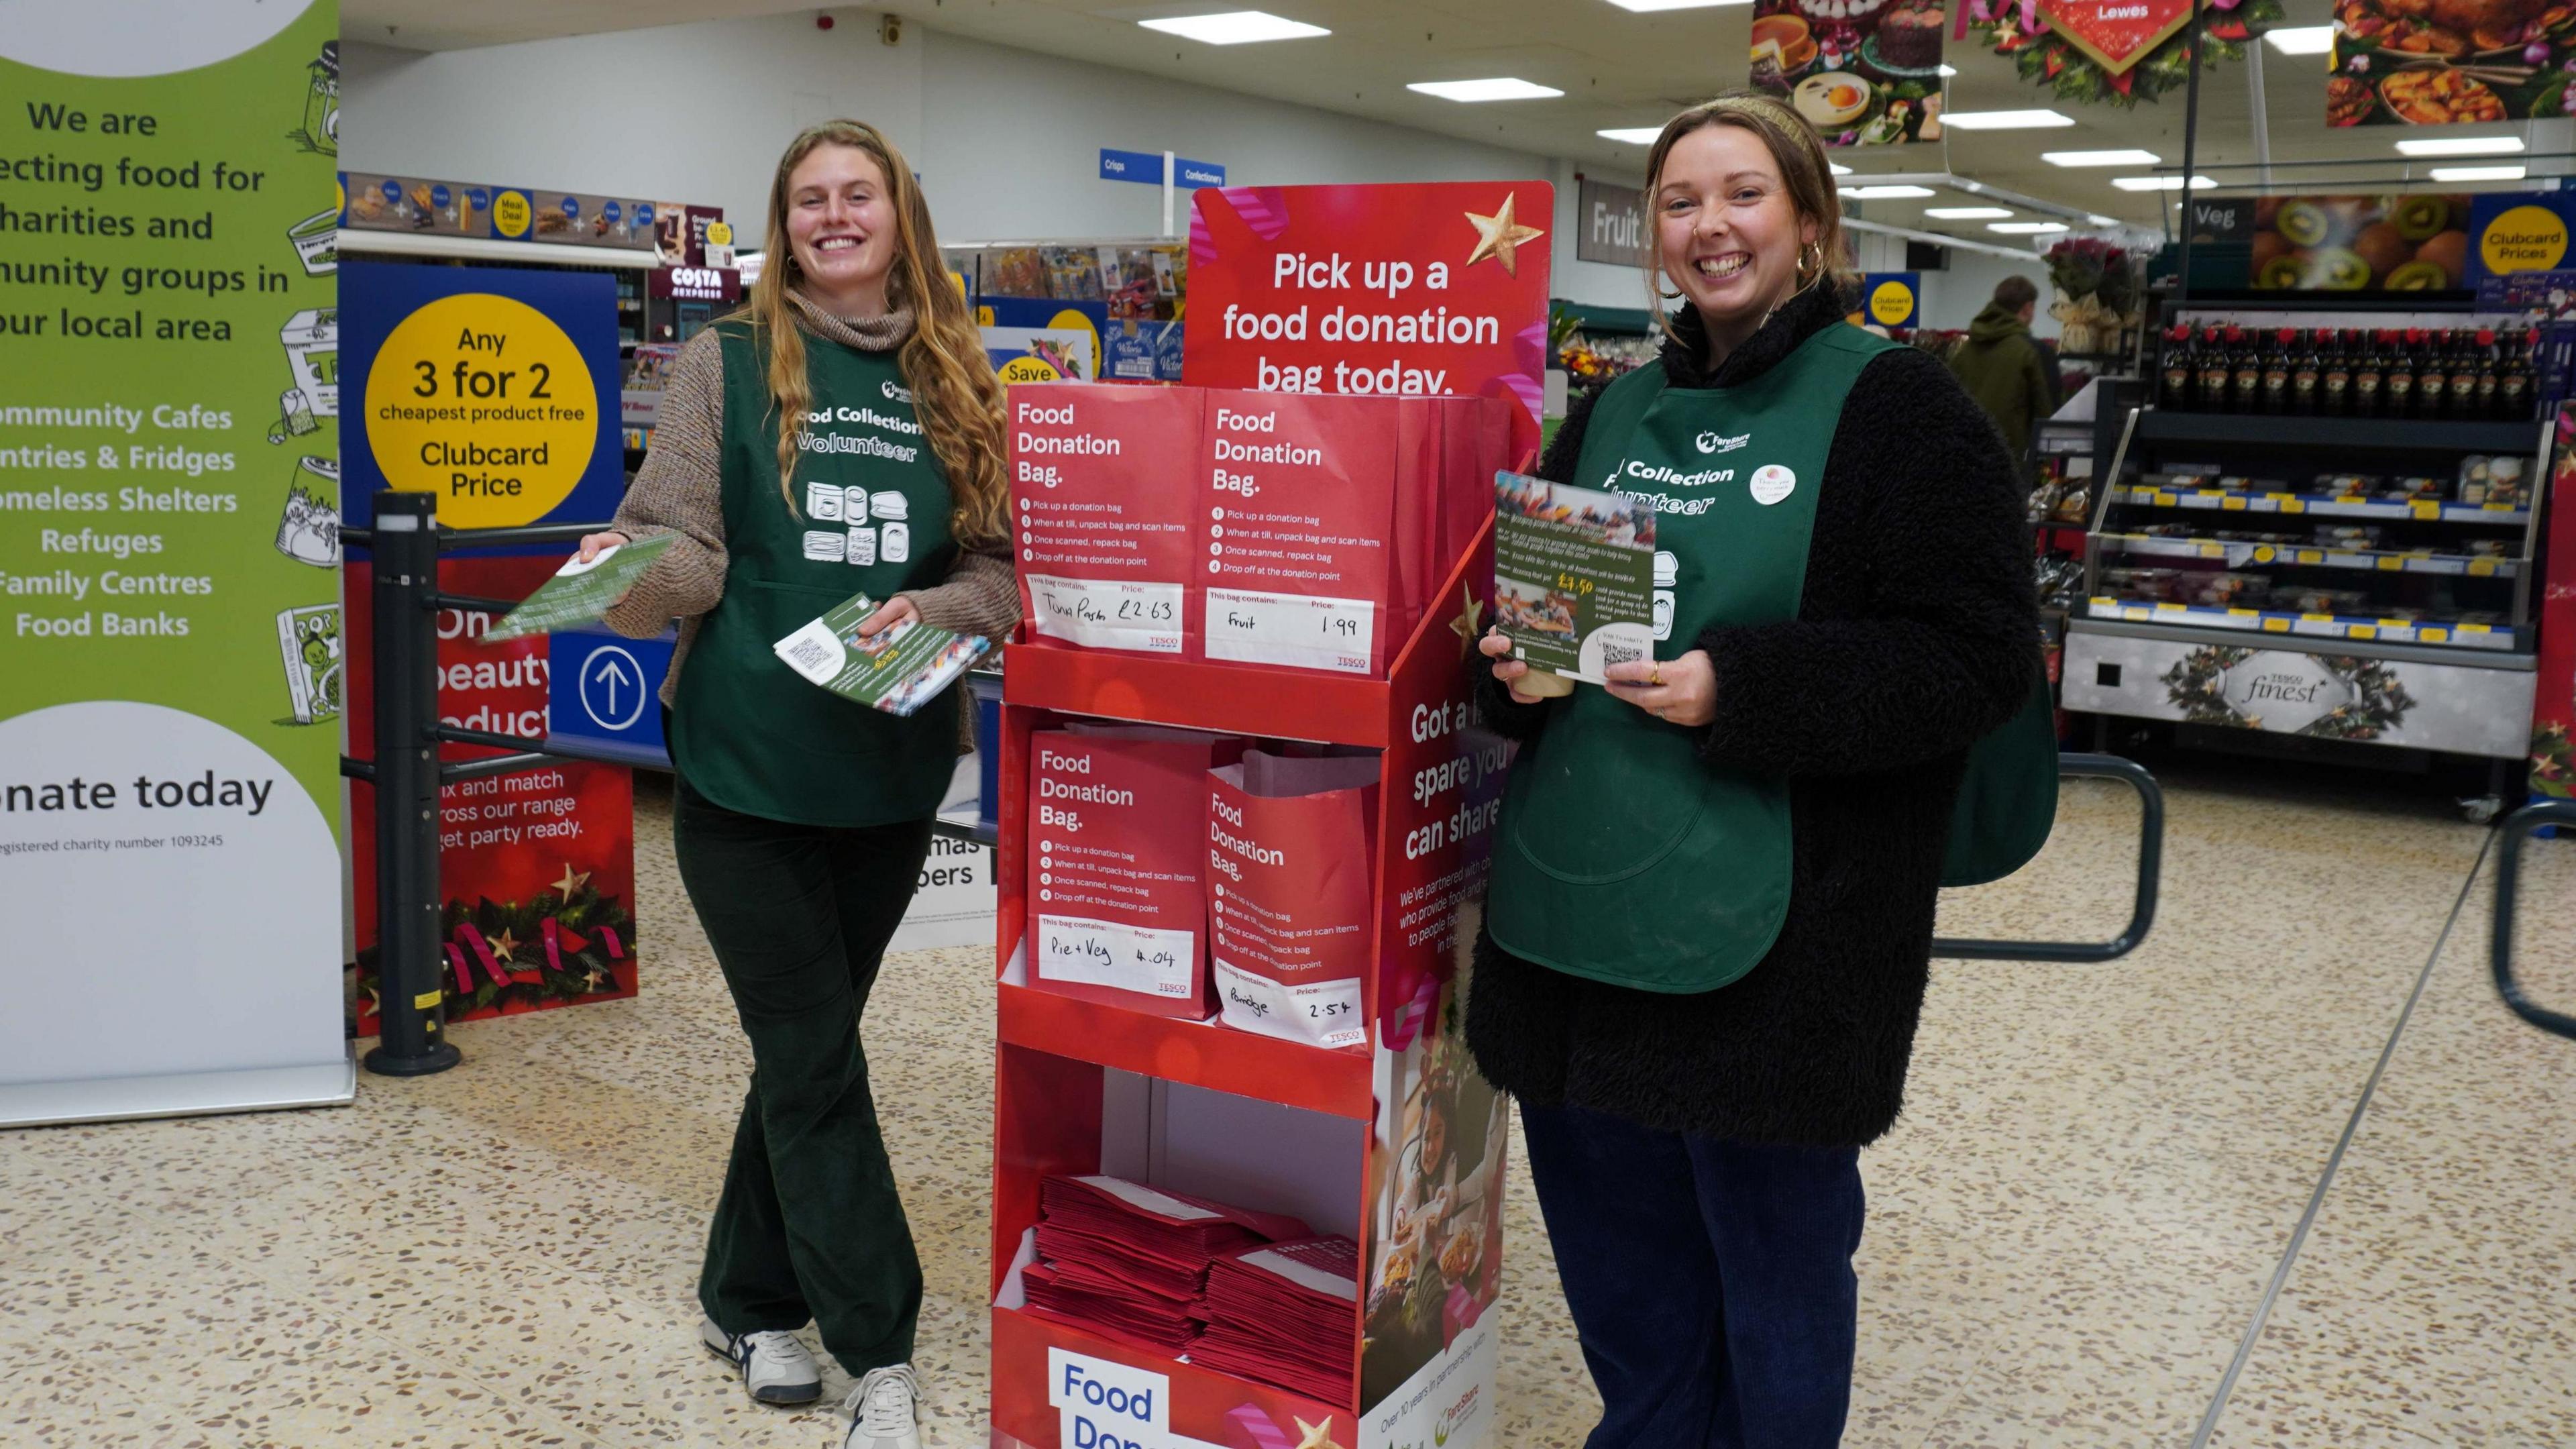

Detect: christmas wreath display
352,865,636,1027
1970,0,2284,108
2160,645,2416,739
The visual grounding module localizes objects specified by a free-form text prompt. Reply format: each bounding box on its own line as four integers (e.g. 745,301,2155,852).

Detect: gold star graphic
488,928,521,963
551,863,590,898
1464,193,1545,275
1293,1417,1344,1449
1448,583,1485,662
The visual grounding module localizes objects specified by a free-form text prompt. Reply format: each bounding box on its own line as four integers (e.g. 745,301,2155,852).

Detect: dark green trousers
674,777,933,1373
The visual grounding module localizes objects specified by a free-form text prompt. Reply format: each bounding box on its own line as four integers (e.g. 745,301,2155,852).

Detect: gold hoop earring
1797,241,1825,287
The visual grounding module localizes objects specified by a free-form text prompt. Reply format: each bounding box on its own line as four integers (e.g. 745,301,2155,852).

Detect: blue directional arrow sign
549,627,673,768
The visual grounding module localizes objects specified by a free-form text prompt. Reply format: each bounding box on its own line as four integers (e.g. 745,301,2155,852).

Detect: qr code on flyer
784,635,834,673
1600,637,1649,670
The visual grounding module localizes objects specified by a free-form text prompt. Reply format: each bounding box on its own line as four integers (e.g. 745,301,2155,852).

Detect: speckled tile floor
5,765,2574,1449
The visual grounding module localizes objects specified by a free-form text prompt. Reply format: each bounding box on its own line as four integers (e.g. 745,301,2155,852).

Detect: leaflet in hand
771,593,987,717
482,533,678,643
1491,470,1656,685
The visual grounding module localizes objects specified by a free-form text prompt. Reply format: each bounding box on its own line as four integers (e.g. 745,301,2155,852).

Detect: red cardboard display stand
990,523,1514,1449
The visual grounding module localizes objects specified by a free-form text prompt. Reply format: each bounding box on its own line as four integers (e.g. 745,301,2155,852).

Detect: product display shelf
988,523,1511,1449
2082,595,2519,649
2096,531,2519,578
2063,397,2546,762
2111,485,2529,526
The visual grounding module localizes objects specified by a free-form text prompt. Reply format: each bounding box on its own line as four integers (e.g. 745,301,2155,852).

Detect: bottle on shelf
2159,325,2194,410
2197,324,2234,413
2353,329,2387,418
2262,327,2296,415
2231,326,2263,415
2444,329,2478,421
2414,329,2447,419
2474,329,2501,421
2291,327,2324,416
2322,329,2354,417
2500,327,2534,422
2385,328,2420,419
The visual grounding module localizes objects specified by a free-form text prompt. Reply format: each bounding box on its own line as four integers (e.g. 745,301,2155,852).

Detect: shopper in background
1470,93,2035,1447
1947,272,2059,476
578,119,1017,1449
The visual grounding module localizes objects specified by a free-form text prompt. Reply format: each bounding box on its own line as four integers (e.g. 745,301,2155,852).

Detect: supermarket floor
6,761,2575,1449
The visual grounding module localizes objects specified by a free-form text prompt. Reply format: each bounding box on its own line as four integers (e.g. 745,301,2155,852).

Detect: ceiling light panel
2430,164,2528,180
1407,78,1565,102
2396,135,2526,156
1941,109,2076,129
1841,184,1936,198
1990,221,2070,233
2043,149,2161,166
2263,24,2336,54
1137,11,1329,44
1604,0,1750,9
1597,127,1664,144
2112,174,2214,190
1925,207,2015,219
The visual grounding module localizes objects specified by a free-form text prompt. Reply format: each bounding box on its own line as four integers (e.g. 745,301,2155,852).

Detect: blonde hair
1640,93,1851,345
744,120,1009,550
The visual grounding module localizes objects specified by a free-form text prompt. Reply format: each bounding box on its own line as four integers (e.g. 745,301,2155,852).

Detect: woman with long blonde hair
580,119,1018,1449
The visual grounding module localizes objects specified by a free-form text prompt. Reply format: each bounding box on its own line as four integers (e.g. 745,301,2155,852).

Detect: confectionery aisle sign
1751,0,1948,143
1184,180,1552,462
0,0,354,1124
337,261,637,1034
2328,0,2569,127
1970,0,2277,109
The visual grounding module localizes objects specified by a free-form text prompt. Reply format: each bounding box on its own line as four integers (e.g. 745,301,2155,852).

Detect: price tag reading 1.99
1203,586,1377,674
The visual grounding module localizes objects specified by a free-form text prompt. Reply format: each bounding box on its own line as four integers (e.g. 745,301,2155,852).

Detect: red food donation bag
1010,385,1202,657
1208,750,1379,1048
1028,725,1246,1018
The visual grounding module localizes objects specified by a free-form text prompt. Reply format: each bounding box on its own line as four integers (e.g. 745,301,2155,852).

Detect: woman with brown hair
578,119,1017,1449
1471,93,2039,1446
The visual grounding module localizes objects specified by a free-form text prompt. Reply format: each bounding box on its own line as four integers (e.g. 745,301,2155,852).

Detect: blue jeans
1519,1102,1866,1449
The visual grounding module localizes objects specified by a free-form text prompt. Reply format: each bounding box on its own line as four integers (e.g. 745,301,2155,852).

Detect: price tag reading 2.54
1203,586,1376,674
362,292,598,527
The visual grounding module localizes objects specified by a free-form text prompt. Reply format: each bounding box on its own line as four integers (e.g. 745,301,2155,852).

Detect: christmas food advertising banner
1751,0,1949,144
1183,181,1553,464
0,0,353,1123
1966,0,2280,108
2330,0,2576,125
336,261,637,1033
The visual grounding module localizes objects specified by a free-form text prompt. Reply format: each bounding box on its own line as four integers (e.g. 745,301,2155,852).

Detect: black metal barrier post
360,492,460,1076
2489,801,2576,1041
1932,753,2165,963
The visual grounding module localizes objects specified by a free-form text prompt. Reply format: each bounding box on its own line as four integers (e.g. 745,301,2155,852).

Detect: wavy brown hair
745,120,1008,549
1640,93,1852,347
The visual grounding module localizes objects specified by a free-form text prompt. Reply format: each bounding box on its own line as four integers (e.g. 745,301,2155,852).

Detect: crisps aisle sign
0,0,353,1124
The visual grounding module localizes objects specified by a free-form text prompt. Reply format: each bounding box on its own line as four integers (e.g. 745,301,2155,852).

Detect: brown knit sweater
602,292,1018,745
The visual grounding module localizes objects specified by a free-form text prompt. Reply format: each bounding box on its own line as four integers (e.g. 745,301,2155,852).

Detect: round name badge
1750,464,1796,506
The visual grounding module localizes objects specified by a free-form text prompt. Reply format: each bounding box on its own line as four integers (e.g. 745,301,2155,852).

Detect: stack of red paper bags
1023,1175,1311,1357
1189,1236,1361,1404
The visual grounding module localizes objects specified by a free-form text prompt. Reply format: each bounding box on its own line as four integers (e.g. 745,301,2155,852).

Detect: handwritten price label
1212,959,1365,1049
1026,574,1183,654
1203,586,1376,674
1037,914,1197,998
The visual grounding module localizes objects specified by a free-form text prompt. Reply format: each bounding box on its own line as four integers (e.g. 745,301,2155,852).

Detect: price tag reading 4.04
1203,586,1376,674
362,292,598,527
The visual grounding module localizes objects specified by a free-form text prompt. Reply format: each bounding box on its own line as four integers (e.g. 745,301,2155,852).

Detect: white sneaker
700,1316,822,1405
842,1363,924,1449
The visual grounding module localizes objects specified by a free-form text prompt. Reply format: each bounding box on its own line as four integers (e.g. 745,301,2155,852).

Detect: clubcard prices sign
1184,181,1553,460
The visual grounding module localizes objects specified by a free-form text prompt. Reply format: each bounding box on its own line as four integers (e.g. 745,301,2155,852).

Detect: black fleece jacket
1464,282,2040,1148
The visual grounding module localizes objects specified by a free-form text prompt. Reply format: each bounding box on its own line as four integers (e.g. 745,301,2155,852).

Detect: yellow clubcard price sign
362,292,597,526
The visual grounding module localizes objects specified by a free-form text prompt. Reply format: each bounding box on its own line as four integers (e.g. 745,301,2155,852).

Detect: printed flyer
482,533,674,643
0,0,354,1120
773,592,987,718
1493,472,1658,686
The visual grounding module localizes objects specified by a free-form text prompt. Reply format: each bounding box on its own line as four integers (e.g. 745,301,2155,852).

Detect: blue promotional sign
548,625,674,768
1856,271,1921,329
337,260,625,540
2466,191,2576,289
1099,148,1224,188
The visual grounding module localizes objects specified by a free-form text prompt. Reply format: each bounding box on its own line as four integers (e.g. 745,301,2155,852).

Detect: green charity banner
0,1,353,1123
